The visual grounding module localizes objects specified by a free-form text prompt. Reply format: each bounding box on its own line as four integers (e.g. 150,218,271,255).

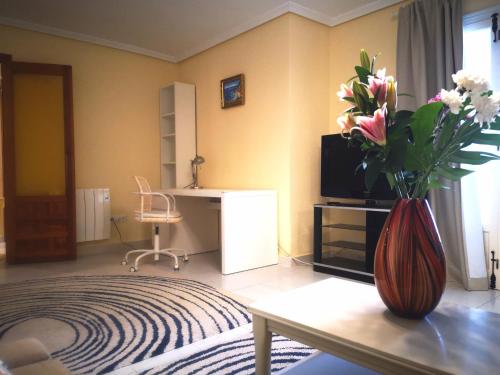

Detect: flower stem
393,171,410,199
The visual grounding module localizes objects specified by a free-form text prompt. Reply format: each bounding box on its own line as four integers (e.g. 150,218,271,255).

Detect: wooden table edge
248,307,452,375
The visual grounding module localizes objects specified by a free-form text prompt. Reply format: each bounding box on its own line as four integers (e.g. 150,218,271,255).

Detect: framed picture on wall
221,74,245,109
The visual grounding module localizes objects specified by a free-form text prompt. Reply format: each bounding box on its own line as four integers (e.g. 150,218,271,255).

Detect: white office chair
121,176,188,272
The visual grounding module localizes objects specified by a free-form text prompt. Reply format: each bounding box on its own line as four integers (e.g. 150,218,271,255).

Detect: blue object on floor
280,352,379,375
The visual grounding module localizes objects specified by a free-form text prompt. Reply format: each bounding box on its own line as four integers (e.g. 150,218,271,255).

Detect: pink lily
351,105,387,146
368,68,390,106
427,92,442,104
337,83,353,101
337,113,356,133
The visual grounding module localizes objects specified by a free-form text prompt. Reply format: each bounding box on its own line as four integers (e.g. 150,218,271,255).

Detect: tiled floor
1,245,500,313
2,246,500,374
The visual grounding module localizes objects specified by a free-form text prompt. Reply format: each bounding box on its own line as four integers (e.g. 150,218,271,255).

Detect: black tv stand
313,201,394,283
326,200,393,209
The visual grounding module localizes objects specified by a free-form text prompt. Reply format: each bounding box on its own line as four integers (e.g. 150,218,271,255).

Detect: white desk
249,278,500,375
157,188,278,274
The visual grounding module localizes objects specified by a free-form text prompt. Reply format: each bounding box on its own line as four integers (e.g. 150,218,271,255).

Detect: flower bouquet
336,50,500,318
337,50,500,198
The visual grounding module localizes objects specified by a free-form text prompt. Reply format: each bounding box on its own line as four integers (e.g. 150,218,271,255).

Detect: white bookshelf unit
160,82,196,188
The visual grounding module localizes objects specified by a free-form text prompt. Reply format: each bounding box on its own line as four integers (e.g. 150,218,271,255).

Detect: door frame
0,53,15,262
1,55,76,263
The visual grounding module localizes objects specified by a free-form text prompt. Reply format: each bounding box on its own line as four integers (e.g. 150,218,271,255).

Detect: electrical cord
278,244,314,266
111,218,137,251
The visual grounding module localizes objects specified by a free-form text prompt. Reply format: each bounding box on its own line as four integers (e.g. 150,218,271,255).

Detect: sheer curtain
462,10,500,289
397,0,489,290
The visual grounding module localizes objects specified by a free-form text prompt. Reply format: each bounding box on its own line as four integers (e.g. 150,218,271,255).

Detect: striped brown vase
374,198,446,319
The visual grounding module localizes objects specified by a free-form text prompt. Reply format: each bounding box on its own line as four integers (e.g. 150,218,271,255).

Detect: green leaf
355,66,371,85
428,179,443,189
365,159,384,191
448,150,500,165
410,102,444,147
342,97,356,104
471,133,500,146
370,55,377,74
360,142,372,151
404,147,424,171
428,173,451,190
360,49,371,71
385,172,395,189
385,125,409,171
436,165,474,181
394,110,414,126
346,75,358,83
436,113,459,151
489,117,500,131
406,102,444,172
352,81,370,113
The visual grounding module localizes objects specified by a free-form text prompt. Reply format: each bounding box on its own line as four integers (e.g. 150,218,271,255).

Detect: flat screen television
321,134,396,200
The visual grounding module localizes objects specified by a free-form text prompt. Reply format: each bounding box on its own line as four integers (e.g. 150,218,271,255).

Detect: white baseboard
279,255,293,267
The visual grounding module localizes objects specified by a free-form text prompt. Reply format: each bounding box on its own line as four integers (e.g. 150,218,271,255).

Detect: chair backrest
133,176,152,213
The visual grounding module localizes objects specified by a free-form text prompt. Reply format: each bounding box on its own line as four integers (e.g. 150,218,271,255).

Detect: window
463,8,500,275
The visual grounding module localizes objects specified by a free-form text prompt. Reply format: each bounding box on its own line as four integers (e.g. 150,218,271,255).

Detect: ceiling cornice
0,16,177,62
0,1,403,63
288,2,333,25
328,0,402,26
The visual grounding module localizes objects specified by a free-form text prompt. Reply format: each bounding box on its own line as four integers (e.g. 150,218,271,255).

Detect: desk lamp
189,88,205,189
191,155,205,189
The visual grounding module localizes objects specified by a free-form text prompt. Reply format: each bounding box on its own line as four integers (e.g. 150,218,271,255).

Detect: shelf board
161,112,175,117
323,223,366,231
162,162,176,165
162,133,175,138
322,240,365,251
317,256,368,273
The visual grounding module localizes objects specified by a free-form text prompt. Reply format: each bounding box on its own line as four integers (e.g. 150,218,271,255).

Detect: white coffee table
248,278,500,375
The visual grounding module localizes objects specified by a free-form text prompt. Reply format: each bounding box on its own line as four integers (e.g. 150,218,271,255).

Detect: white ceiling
0,0,401,62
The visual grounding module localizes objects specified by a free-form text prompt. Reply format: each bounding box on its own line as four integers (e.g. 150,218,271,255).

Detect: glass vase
374,198,446,319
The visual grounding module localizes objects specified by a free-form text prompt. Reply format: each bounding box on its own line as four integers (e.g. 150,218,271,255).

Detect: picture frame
221,74,245,109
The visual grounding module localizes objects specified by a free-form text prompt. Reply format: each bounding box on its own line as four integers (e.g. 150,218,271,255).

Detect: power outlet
111,215,127,223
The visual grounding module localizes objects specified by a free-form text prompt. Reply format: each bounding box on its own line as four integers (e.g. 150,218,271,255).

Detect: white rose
491,92,500,106
452,70,489,94
440,89,463,114
471,93,500,125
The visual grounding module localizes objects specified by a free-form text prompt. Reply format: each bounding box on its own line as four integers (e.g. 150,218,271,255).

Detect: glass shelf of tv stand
313,202,392,283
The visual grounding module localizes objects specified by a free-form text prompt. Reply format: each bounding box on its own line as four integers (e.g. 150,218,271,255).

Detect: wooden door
1,54,76,263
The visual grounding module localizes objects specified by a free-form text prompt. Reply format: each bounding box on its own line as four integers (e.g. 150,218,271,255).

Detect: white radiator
76,188,111,242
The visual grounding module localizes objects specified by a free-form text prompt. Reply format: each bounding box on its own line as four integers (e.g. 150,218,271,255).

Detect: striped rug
139,327,315,375
0,275,251,374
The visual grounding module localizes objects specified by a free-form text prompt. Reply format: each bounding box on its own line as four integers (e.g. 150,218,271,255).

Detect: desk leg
253,315,272,375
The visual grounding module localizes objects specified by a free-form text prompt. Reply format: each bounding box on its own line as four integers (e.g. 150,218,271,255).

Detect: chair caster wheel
174,265,180,271
121,260,127,266
129,267,137,272
183,256,189,262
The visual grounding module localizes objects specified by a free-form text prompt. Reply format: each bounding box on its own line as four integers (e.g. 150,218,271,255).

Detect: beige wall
178,15,294,253
0,24,178,244
288,15,330,255
178,14,330,256
0,0,496,251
